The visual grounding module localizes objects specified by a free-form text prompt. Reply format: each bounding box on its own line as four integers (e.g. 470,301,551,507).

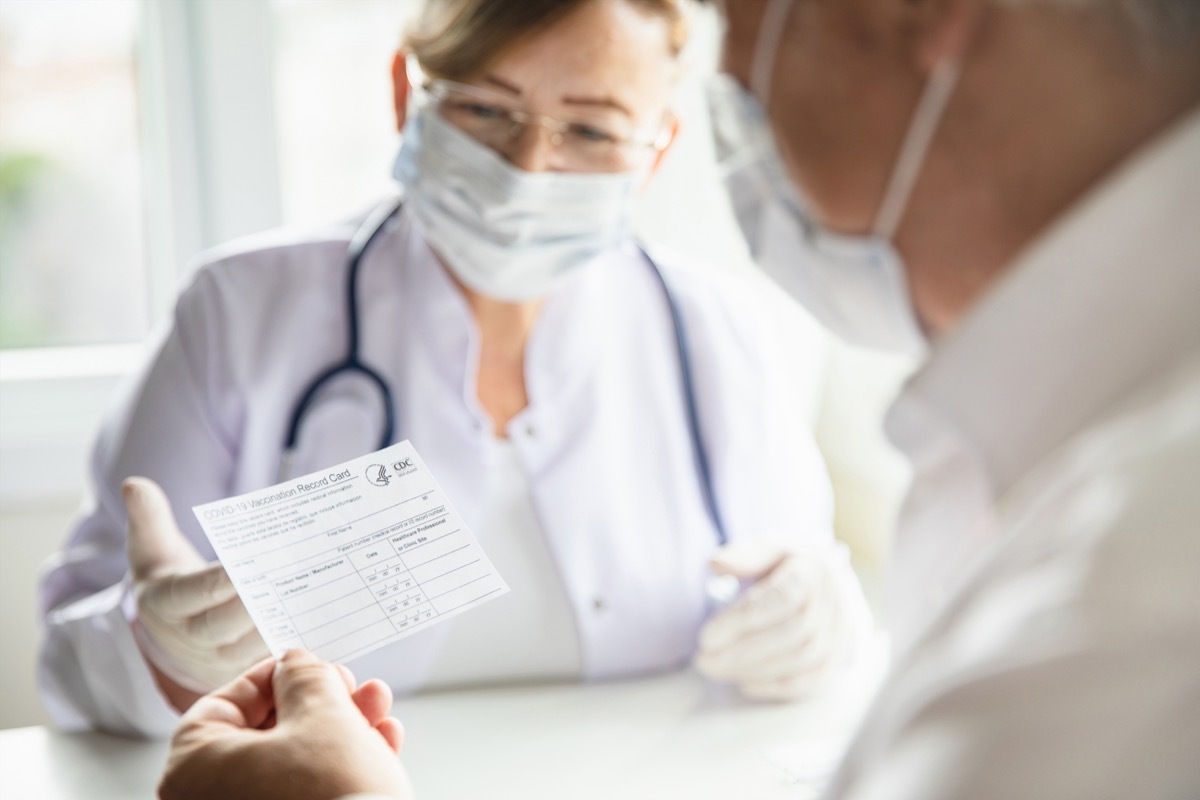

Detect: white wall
0,497,76,728
0,365,125,729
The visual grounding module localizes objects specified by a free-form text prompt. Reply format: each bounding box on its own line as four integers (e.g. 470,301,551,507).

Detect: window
0,0,148,349
0,0,281,503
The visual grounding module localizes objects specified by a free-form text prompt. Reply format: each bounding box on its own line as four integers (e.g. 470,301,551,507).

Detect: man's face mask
709,0,961,358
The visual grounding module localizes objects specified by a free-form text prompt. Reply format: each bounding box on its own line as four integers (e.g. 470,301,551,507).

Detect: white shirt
826,108,1200,799
428,439,581,686
38,208,856,736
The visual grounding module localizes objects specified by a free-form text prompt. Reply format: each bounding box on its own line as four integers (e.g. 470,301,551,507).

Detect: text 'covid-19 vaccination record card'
192,441,509,664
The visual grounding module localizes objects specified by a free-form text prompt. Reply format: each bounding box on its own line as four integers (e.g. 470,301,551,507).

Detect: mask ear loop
404,54,435,114
749,0,796,105
404,53,425,87
871,61,961,240
712,0,796,245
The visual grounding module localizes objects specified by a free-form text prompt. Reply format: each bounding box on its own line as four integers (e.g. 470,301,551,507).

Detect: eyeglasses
421,79,670,173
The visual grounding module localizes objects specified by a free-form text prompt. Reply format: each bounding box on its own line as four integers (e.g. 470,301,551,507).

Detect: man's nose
502,123,557,173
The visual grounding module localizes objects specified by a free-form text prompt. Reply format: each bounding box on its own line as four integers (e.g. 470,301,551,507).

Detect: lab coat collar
889,105,1200,497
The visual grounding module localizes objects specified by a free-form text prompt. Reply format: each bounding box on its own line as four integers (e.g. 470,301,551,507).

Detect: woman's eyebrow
480,74,522,95
480,74,633,118
562,95,633,117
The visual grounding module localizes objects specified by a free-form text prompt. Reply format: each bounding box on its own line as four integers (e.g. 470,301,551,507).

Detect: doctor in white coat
38,0,873,737
151,0,1199,798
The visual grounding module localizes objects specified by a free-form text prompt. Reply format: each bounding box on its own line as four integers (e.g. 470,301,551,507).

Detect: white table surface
0,652,886,800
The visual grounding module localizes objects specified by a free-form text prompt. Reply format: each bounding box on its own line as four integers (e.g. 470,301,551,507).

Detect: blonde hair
405,0,691,82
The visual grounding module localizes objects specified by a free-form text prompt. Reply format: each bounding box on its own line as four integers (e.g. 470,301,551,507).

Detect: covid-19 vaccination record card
192,441,509,664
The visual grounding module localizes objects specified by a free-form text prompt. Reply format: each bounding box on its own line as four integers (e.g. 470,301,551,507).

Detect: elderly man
158,0,1199,798
713,0,1200,797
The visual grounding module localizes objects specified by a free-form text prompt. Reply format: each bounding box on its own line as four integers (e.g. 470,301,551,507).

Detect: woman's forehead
478,0,677,114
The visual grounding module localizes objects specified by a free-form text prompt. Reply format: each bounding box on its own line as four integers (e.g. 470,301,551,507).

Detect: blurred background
0,0,911,729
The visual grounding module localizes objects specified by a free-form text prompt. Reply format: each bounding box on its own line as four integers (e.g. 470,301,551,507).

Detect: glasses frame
418,78,672,171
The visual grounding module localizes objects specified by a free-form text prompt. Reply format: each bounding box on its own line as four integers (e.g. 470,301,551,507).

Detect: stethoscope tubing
280,197,405,468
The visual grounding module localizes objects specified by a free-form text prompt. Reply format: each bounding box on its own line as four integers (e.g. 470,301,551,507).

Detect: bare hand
159,650,413,800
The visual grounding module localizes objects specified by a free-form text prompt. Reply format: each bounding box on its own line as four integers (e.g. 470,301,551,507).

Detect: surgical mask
392,103,638,301
710,0,960,358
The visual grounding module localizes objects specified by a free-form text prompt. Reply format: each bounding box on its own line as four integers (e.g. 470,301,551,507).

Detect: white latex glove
124,477,270,694
694,540,865,701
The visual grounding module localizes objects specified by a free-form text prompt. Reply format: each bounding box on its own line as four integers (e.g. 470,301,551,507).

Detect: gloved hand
694,540,868,701
124,477,269,694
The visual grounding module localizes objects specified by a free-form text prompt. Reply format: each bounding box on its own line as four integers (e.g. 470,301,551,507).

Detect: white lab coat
826,108,1200,798
38,206,851,736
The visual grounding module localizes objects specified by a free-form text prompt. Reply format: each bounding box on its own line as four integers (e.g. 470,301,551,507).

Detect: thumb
710,539,787,582
272,649,358,727
124,476,203,580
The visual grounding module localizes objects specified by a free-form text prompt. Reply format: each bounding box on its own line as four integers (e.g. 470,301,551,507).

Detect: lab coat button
592,597,606,613
525,423,537,438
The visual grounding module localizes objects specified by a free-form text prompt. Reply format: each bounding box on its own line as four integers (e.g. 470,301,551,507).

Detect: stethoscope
281,197,729,547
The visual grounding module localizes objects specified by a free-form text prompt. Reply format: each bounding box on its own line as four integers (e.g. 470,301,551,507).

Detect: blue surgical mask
710,0,961,358
393,103,638,301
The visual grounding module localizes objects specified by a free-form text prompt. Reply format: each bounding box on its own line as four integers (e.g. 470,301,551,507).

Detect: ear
913,0,984,71
391,50,411,132
642,114,681,188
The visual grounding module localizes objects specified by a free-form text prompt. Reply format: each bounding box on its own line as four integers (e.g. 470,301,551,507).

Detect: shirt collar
888,105,1200,496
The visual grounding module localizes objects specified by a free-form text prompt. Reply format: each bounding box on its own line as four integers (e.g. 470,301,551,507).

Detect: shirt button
524,423,537,439
592,597,607,613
